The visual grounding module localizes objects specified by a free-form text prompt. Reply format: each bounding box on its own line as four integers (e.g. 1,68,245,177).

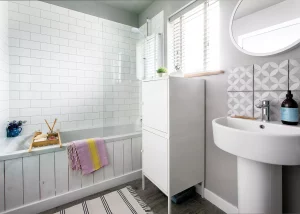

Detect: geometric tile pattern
289,59,300,90
254,60,288,91
228,59,300,121
228,65,253,92
227,92,253,117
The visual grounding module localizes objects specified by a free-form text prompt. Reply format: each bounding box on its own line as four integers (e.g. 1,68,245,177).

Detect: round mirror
230,0,300,56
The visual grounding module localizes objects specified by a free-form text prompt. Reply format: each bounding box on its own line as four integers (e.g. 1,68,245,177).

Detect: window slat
171,0,219,73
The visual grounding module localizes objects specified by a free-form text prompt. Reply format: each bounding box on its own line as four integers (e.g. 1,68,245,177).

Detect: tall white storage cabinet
142,77,205,214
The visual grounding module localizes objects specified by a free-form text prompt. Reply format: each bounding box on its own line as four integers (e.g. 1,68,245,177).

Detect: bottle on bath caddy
281,90,299,125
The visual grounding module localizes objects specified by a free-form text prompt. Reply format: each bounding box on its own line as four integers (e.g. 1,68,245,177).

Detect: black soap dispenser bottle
281,90,299,125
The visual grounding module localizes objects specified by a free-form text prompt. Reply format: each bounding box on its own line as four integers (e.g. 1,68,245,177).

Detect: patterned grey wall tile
227,65,253,92
228,92,253,117
254,60,288,91
289,59,300,90
254,91,286,121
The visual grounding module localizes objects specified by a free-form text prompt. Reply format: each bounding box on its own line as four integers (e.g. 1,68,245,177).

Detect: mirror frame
229,0,300,56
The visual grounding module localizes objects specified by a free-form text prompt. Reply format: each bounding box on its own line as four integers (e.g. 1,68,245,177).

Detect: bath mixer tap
255,100,270,122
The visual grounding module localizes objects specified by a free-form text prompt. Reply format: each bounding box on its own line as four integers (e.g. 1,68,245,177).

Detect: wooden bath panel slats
0,137,142,213
5,158,23,210
132,137,142,171
124,139,133,174
0,161,4,212
68,167,82,191
104,143,114,180
93,167,104,184
82,173,94,188
40,153,55,200
114,140,124,177
54,151,68,195
23,156,40,204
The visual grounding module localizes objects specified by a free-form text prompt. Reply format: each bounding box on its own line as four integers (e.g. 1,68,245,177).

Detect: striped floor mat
55,186,153,214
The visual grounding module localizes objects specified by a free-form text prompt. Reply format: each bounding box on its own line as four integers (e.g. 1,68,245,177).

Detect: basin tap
255,100,270,122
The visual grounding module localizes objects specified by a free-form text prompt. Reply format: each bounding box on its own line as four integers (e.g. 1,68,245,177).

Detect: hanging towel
67,143,81,171
67,138,109,175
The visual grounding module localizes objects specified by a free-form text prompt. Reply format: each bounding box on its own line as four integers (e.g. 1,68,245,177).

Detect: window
170,0,220,74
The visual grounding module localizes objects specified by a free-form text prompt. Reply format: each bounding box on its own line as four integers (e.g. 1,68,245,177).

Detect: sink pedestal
238,157,282,214
213,117,300,214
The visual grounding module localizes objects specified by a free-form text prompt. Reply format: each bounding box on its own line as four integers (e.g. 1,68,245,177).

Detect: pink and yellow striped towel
67,138,109,175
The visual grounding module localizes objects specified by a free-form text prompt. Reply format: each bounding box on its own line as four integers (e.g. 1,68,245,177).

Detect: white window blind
170,0,220,74
145,34,163,79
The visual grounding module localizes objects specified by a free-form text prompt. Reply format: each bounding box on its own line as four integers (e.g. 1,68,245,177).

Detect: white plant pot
158,73,163,77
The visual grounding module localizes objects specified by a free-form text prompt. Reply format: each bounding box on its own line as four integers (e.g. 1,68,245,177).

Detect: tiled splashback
228,59,300,121
7,1,140,134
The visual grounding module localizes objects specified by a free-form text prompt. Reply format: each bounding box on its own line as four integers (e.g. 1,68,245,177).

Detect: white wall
0,1,9,139
7,1,140,135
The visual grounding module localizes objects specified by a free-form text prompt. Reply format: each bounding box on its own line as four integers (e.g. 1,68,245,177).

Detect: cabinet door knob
141,149,143,153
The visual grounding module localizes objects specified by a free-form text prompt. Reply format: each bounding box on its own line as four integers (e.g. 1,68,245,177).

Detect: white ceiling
234,0,285,20
100,0,154,14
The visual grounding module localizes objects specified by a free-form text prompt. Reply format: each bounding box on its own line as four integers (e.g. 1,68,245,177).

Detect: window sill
184,70,224,78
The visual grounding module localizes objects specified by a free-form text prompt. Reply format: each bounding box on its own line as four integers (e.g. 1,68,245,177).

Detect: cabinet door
142,79,168,133
142,130,168,193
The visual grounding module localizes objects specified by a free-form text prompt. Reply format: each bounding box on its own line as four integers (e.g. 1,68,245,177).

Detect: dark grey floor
41,178,225,214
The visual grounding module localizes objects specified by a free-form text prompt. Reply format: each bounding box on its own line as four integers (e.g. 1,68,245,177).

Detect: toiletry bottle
281,90,299,125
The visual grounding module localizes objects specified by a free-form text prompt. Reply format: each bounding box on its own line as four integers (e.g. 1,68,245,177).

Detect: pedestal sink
212,117,300,214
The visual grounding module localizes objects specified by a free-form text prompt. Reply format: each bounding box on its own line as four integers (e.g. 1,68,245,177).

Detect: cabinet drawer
142,80,168,133
142,130,168,193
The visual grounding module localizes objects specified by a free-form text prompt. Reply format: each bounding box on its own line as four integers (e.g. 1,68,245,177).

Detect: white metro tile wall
8,0,140,134
0,1,9,138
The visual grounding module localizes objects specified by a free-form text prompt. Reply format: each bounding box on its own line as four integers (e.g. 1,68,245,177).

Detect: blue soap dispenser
281,90,299,125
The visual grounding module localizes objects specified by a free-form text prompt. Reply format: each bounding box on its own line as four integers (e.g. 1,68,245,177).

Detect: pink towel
67,138,109,175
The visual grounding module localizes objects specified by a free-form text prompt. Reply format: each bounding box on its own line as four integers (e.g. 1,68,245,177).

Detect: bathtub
0,124,142,214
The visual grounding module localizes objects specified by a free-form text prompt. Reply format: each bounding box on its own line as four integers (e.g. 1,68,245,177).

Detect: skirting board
196,185,238,214
1,170,142,214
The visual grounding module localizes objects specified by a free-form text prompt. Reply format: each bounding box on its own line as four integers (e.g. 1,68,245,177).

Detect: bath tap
255,100,270,122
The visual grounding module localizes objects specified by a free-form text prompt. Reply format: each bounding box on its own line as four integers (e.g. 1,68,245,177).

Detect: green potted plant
157,67,168,77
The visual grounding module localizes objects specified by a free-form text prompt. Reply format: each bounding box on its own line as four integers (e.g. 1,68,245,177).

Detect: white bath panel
104,143,114,179
0,135,142,213
0,161,4,212
114,140,124,177
132,137,142,171
69,167,82,191
123,139,133,174
82,173,94,187
40,153,55,199
5,158,23,210
23,155,40,204
55,151,69,195
93,168,104,183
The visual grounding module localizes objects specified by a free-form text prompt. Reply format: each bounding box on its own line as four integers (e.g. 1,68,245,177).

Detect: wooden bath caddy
28,131,62,152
